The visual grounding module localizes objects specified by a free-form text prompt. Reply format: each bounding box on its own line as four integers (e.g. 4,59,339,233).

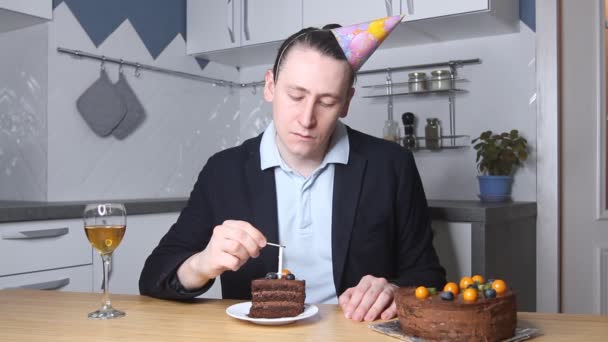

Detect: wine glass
83,203,127,319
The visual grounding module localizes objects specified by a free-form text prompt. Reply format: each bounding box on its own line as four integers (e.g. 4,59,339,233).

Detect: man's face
264,46,355,164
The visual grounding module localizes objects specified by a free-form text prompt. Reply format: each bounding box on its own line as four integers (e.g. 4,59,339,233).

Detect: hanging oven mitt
76,69,127,137
112,72,146,140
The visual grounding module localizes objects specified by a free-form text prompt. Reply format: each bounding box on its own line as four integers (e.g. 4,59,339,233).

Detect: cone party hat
330,15,403,71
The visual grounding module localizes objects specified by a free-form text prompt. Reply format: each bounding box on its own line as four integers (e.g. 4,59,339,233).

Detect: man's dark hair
271,24,356,88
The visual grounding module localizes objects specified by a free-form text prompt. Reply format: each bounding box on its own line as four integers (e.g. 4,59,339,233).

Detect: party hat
330,15,403,71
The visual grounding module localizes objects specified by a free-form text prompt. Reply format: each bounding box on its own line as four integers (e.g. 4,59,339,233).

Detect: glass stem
101,253,112,309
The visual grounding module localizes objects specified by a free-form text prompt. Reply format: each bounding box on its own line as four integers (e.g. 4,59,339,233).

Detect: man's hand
338,275,399,322
177,220,266,289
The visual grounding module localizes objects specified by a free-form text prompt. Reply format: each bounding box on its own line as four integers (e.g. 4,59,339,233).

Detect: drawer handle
2,227,69,240
12,278,70,291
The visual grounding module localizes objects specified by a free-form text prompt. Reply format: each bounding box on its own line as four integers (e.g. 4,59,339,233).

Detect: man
139,16,445,322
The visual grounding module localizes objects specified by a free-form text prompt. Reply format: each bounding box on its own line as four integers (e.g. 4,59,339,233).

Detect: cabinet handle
384,0,393,16
406,0,415,15
243,0,250,41
226,0,235,43
2,227,69,240
10,278,70,291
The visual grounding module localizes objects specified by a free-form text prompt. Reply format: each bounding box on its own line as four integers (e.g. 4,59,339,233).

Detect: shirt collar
259,120,350,171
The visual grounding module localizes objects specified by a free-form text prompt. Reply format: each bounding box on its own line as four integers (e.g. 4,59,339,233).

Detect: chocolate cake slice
249,276,306,318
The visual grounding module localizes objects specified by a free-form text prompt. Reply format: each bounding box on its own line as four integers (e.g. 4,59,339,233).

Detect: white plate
226,301,318,326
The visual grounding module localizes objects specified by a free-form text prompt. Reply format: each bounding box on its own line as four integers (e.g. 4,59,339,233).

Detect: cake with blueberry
248,270,306,318
395,276,517,342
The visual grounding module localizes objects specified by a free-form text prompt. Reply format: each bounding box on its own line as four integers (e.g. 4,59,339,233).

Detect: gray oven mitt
76,69,127,137
112,72,146,140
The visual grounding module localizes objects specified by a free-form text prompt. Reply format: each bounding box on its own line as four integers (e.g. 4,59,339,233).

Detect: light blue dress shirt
259,121,349,304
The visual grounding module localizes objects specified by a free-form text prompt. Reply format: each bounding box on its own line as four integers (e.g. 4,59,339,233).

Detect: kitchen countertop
0,198,536,223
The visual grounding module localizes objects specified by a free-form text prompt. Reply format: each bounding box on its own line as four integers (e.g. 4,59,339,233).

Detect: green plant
472,130,528,176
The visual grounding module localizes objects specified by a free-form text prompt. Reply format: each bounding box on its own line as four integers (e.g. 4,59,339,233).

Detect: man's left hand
338,275,398,322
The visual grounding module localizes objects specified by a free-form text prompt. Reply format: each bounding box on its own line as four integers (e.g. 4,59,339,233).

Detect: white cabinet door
0,265,92,292
402,0,488,22
241,0,302,46
187,0,242,54
303,0,399,28
0,219,92,277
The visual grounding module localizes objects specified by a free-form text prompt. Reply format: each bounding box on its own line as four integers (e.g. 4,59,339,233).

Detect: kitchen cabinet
386,0,518,48
187,0,517,67
303,0,399,28
0,265,92,292
0,0,52,33
0,218,92,277
0,218,93,291
187,0,301,54
93,213,222,299
241,0,302,46
400,0,488,22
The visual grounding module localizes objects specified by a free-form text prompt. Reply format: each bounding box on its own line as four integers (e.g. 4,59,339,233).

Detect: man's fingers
220,221,265,259
338,287,354,311
220,238,250,263
380,301,397,320
363,288,394,321
215,251,241,272
223,220,266,247
343,279,372,319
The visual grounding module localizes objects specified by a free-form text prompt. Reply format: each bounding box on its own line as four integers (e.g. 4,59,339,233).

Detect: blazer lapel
331,148,366,294
245,143,279,273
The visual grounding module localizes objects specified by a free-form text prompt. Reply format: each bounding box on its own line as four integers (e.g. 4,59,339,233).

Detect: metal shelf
362,88,467,98
357,59,481,75
404,134,470,152
359,58,481,152
361,78,468,89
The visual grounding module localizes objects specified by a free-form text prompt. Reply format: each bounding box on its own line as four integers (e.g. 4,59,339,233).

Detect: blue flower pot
477,175,513,202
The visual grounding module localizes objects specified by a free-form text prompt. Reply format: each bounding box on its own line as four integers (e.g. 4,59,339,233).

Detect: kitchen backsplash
0,2,536,202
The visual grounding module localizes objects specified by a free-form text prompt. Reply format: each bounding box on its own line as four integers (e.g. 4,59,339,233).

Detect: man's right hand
177,220,267,290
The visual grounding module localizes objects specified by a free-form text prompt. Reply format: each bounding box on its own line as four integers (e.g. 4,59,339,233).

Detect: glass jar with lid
429,69,453,91
424,118,442,150
383,119,401,144
408,72,427,93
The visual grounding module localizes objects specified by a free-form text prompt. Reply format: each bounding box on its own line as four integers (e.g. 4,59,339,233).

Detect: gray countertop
0,198,536,224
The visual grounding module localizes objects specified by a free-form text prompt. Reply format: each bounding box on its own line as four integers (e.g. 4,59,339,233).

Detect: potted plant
472,129,528,202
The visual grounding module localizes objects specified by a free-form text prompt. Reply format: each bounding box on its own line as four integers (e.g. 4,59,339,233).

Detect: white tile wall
45,3,240,201
0,23,48,201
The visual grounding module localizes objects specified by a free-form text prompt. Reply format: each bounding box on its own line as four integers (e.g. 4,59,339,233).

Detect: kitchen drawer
0,264,92,292
0,219,92,276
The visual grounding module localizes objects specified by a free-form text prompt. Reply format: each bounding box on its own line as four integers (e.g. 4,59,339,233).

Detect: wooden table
1,290,607,341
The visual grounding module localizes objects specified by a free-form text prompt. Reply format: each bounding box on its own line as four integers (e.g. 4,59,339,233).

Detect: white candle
277,246,283,279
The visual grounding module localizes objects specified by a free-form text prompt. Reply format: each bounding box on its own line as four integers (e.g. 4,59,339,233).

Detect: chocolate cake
395,287,517,342
248,272,306,318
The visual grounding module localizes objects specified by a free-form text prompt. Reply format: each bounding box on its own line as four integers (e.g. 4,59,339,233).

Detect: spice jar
425,118,442,150
408,72,427,93
429,69,452,91
383,119,401,144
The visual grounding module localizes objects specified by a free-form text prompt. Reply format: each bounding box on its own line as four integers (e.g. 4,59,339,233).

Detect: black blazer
139,126,445,300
